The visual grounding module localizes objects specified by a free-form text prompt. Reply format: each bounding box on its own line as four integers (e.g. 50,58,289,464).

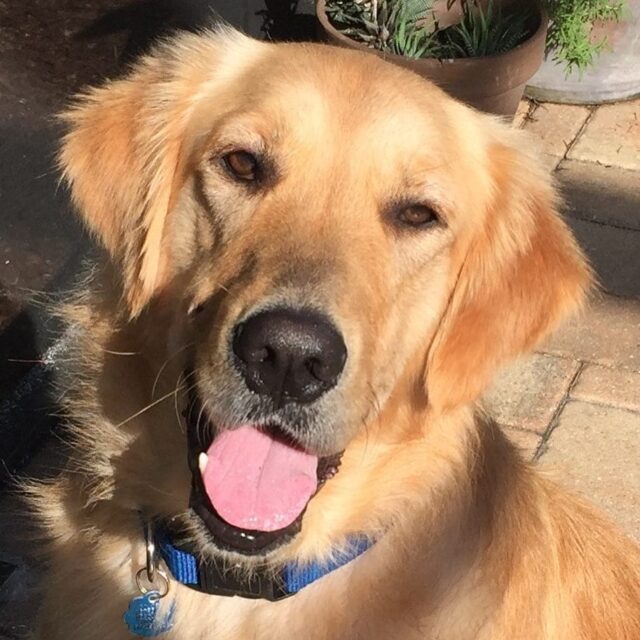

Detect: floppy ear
59,29,261,316
426,134,592,413
59,48,190,316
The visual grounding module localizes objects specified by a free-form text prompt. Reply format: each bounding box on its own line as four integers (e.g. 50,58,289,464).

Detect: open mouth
186,390,342,555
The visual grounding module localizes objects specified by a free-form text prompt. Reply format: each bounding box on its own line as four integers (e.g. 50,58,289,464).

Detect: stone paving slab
566,216,640,300
557,160,640,231
540,400,640,541
571,364,640,413
543,294,640,371
522,102,590,166
567,99,640,171
484,353,580,433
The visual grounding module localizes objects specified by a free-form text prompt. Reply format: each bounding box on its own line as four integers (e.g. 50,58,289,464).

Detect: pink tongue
202,426,318,532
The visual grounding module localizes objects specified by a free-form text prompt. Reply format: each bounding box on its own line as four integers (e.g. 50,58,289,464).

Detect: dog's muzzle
182,307,348,555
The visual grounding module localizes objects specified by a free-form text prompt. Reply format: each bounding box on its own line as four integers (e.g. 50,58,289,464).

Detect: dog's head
60,29,590,560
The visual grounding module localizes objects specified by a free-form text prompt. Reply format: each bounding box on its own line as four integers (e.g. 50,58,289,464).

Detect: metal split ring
135,566,170,599
135,519,170,599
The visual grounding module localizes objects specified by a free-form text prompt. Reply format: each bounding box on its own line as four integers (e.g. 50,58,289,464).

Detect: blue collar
157,528,373,601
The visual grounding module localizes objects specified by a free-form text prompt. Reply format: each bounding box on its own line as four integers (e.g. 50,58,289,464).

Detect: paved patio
490,98,640,541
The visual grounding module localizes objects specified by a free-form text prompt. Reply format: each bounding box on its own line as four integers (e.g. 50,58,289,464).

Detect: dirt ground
0,0,130,116
0,0,300,120
0,0,131,336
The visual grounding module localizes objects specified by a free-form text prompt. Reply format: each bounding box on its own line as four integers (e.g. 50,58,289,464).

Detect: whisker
151,342,194,400
114,387,186,429
201,397,217,444
173,371,187,435
174,378,200,436
196,397,208,447
103,349,139,356
215,282,233,295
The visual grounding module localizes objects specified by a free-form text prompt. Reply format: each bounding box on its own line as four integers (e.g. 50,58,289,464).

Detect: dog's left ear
426,132,592,413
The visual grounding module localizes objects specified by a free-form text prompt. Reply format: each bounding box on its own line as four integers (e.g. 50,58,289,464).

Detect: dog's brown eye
397,205,439,228
224,151,258,181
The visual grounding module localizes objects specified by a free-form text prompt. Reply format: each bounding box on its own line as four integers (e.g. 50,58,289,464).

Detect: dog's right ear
59,50,189,316
59,29,262,316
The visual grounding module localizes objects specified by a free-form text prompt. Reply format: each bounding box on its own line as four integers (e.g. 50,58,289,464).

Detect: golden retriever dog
30,27,640,640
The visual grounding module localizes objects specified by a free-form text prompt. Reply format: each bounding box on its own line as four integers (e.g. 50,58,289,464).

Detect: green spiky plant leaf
443,0,532,58
325,0,443,58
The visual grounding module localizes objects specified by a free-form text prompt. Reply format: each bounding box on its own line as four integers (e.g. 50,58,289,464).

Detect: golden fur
30,27,640,639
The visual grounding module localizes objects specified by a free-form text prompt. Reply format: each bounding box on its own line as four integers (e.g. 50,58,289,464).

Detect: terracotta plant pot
316,0,548,118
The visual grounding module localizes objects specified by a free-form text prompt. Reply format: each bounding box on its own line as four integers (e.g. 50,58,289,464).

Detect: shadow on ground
559,166,640,299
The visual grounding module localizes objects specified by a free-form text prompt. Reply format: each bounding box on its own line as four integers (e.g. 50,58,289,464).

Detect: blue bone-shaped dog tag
124,591,175,637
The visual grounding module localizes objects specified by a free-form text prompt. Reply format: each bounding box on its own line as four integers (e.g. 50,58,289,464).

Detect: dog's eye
223,151,258,181
397,205,439,228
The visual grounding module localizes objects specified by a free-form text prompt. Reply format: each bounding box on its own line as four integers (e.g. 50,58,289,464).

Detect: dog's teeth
198,452,208,474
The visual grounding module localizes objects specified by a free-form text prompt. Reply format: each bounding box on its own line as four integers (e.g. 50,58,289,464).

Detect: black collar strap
156,527,373,601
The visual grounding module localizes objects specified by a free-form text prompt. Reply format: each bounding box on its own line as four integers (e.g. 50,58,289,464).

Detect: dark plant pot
316,0,548,118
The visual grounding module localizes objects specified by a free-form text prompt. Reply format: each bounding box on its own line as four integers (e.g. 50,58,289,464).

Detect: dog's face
185,70,454,453
61,30,589,559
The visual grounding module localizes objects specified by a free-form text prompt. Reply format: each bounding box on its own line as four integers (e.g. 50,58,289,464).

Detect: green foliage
325,0,440,59
443,0,532,58
325,0,628,71
542,0,627,74
325,0,532,61
391,0,442,57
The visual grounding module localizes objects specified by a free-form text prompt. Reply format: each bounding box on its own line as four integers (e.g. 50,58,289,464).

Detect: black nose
232,308,347,406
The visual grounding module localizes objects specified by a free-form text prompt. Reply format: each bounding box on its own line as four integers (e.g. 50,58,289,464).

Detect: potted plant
316,0,548,117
